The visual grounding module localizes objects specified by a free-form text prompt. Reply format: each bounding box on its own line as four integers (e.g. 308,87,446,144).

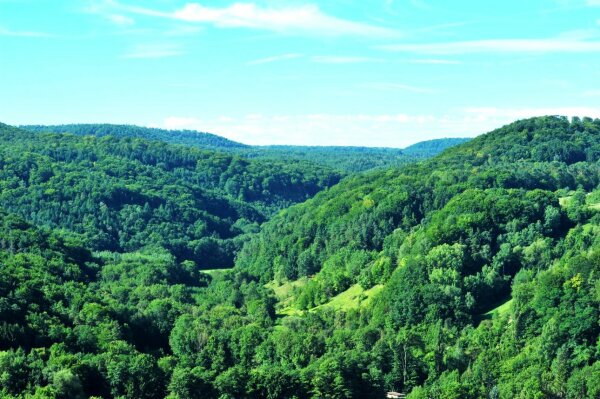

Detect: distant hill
402,137,471,156
245,140,469,172
22,124,470,173
24,124,248,150
245,145,411,172
0,122,341,269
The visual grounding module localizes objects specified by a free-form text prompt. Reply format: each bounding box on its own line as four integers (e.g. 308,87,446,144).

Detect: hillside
242,143,468,173
238,116,600,282
23,124,248,150
0,210,223,398
23,124,469,172
233,116,600,397
402,137,471,156
0,123,341,269
0,116,598,399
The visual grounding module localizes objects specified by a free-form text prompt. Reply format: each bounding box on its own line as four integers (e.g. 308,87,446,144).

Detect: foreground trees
0,116,598,398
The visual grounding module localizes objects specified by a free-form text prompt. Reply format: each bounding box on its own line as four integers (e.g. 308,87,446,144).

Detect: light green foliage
23,125,469,173
314,283,383,311
0,123,341,269
0,116,598,398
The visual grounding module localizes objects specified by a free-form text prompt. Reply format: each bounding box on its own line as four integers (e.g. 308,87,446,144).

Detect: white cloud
165,25,203,37
123,43,184,59
409,58,461,64
84,1,135,26
247,53,303,65
0,27,55,38
380,38,600,54
409,0,432,10
360,82,437,93
582,89,600,97
465,106,600,119
311,56,384,64
107,14,135,26
247,54,386,65
116,2,399,37
162,113,437,146
164,116,202,129
161,108,600,147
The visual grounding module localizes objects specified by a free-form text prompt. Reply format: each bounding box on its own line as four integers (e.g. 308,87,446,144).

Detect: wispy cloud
380,37,600,54
412,21,468,34
246,54,387,66
0,27,56,38
112,2,399,37
122,43,184,59
106,14,135,26
582,89,600,97
409,0,433,10
160,108,600,147
361,82,437,93
161,113,438,146
165,25,203,37
84,2,135,26
464,106,600,120
247,53,303,65
409,58,461,64
311,56,384,64
164,117,201,129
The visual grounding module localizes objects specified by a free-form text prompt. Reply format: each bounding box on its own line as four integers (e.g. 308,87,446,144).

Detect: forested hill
238,116,600,282
24,124,248,150
402,137,471,156
241,142,465,173
0,122,341,268
0,116,598,399
234,115,600,397
22,124,470,172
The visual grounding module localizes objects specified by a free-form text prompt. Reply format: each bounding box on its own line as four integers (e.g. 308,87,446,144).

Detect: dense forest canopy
0,123,341,269
0,116,598,398
400,137,471,156
22,124,469,173
239,141,469,172
23,124,249,150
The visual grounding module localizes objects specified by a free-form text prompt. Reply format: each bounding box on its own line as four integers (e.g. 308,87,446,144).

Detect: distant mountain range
23,124,470,172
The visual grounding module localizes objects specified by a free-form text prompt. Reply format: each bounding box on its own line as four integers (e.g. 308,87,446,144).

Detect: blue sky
1,0,600,147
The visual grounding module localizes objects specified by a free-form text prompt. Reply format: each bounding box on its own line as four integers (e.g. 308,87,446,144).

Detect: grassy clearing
201,268,233,276
267,278,309,301
484,298,513,317
559,195,573,207
266,278,309,317
315,284,384,312
559,192,600,211
270,281,384,319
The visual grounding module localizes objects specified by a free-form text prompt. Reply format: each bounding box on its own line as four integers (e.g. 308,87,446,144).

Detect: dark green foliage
22,124,469,172
401,137,471,156
247,142,468,172
23,124,248,150
233,116,600,396
1,116,599,398
0,123,341,267
238,116,599,284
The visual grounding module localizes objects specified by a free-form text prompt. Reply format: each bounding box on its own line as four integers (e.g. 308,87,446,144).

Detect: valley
0,116,597,398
